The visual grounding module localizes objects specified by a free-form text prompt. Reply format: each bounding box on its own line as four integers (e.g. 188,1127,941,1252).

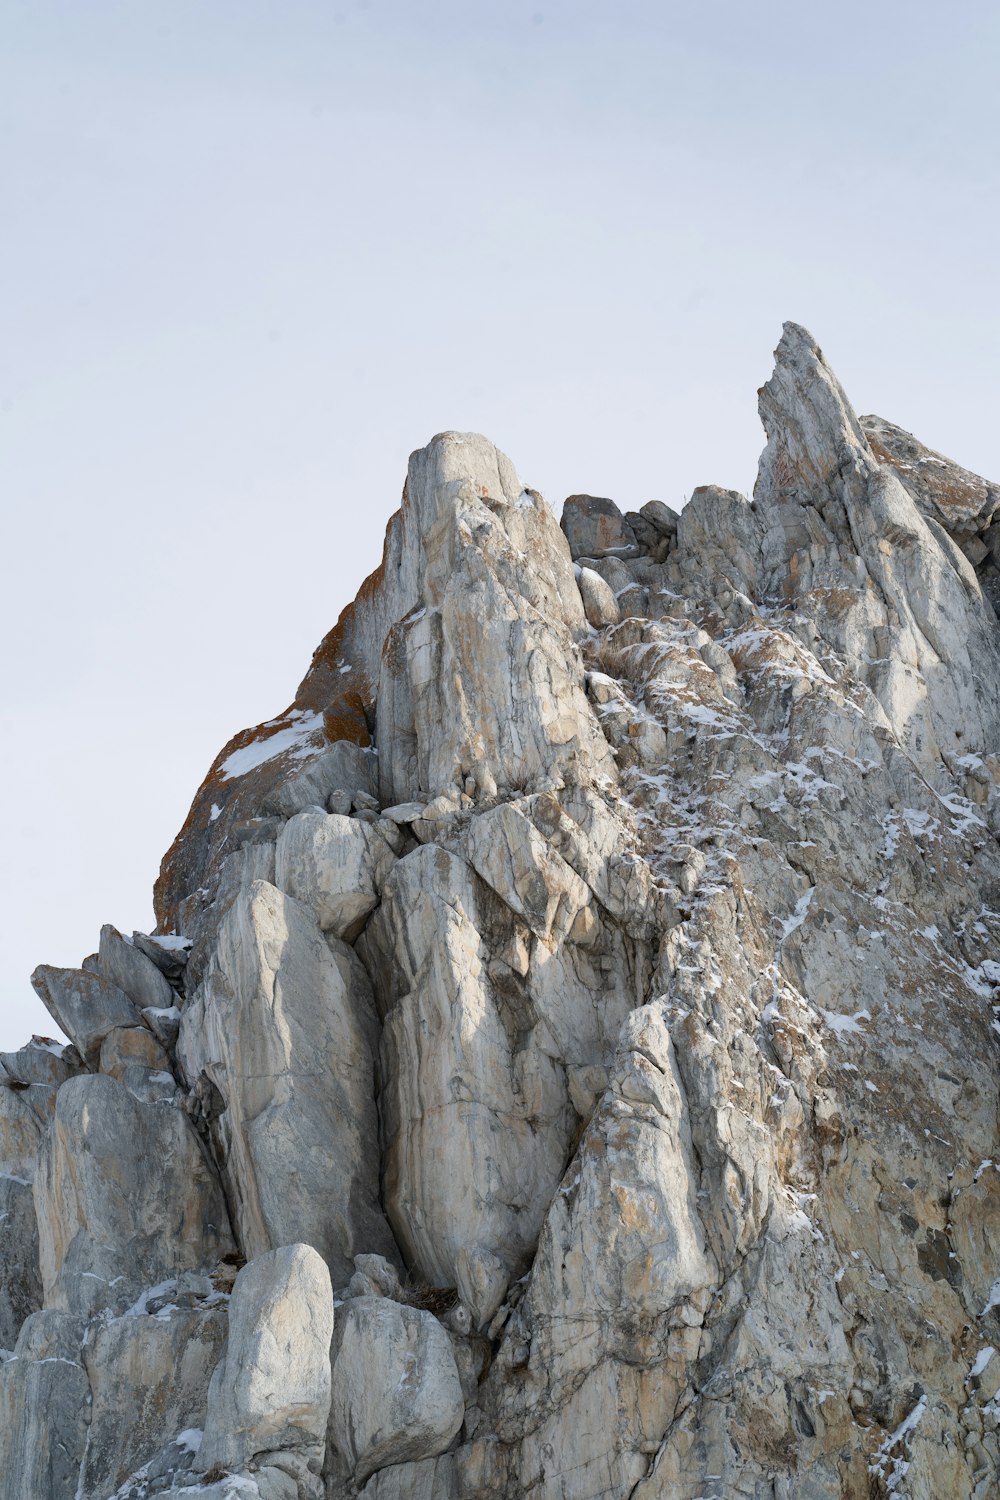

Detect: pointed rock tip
406,430,524,516
771,320,826,370
754,320,873,508
780,319,819,343
413,429,509,465
756,322,828,402
860,413,914,441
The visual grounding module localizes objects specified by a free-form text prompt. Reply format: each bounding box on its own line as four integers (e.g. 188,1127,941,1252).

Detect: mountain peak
5,326,1000,1499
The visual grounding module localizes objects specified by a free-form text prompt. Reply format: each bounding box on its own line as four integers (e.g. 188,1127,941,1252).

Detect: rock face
35,1072,233,1318
177,879,396,1284
3,327,999,1498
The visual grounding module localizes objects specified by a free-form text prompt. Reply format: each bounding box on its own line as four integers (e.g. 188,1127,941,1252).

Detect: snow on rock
4,332,1000,1497
219,711,326,781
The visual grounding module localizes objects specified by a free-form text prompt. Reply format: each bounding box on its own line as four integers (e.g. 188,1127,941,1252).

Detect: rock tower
2,325,998,1498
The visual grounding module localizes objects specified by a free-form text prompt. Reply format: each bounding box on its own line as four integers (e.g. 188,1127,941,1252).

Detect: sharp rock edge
4,322,1000,1499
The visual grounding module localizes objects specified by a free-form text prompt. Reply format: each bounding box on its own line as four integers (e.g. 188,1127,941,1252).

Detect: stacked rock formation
2,324,999,1499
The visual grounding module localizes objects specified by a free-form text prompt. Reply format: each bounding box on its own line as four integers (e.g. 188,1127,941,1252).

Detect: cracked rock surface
3,324,999,1498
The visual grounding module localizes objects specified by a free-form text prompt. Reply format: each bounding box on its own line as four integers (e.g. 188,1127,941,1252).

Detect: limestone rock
639,499,681,538
100,1023,170,1072
154,434,611,933
329,1295,464,1484
30,964,140,1067
0,1173,41,1351
753,322,1000,779
560,494,637,559
130,929,192,986
274,810,395,940
0,1044,74,1348
34,1073,233,1316
197,1244,333,1482
361,843,573,1324
6,332,1000,1500
262,739,377,819
464,799,591,944
358,1457,459,1500
481,1004,714,1490
0,1310,89,1499
177,880,396,1282
99,923,176,1012
576,564,620,628
861,411,1000,537
79,1300,228,1500
0,1036,81,1097
373,436,616,808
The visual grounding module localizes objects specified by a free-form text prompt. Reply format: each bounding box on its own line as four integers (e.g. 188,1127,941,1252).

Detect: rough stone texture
0,1310,89,1499
0,1081,45,1350
262,740,378,820
373,437,616,809
5,337,1000,1498
80,1299,228,1500
34,1073,233,1316
177,880,396,1283
577,564,621,628
30,964,141,1066
561,494,637,559
275,810,396,940
362,840,581,1325
754,323,1000,783
197,1244,334,1485
861,411,1000,536
0,1174,41,1351
329,1295,464,1484
99,1023,172,1078
99,922,177,1012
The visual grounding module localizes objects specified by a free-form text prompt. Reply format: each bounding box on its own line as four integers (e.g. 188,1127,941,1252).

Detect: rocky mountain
2,323,999,1499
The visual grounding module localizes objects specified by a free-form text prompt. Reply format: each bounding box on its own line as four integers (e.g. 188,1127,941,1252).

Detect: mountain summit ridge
2,323,999,1499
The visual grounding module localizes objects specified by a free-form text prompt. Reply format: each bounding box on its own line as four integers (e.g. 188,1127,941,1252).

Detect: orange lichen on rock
861,414,999,533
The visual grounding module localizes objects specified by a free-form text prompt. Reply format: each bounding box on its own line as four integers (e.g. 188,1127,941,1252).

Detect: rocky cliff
3,324,999,1499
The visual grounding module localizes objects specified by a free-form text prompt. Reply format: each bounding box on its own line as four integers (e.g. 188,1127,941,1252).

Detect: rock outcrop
3,325,998,1498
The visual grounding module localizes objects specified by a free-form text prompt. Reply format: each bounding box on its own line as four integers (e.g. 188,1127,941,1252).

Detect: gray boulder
639,498,681,536
0,1174,41,1351
274,810,396,940
560,494,637,559
263,739,378,819
577,565,620,628
329,1295,464,1484
30,965,140,1067
99,923,176,1012
98,1023,172,1079
197,1244,334,1482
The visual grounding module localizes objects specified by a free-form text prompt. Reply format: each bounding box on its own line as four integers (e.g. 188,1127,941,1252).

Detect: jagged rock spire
3,328,1000,1499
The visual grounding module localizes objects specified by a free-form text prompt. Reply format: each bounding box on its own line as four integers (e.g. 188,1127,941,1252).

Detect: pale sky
2,0,998,1048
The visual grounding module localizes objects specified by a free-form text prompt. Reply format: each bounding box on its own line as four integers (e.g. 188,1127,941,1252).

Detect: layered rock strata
2,324,998,1499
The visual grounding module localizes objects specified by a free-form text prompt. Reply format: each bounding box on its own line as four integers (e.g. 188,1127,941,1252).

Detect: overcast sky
2,0,998,1048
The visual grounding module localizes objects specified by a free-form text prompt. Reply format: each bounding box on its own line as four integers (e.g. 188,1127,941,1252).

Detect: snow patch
820,1008,871,1036
868,1394,927,1492
146,933,192,952
219,710,324,781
